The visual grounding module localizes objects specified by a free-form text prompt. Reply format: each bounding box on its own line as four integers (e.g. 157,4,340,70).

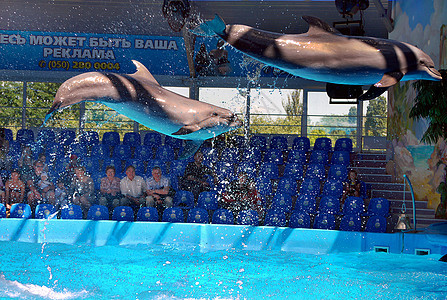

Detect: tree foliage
410,70,447,144
364,95,387,137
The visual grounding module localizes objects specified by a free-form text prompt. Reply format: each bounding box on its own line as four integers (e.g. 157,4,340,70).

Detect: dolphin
193,15,442,100
44,60,242,158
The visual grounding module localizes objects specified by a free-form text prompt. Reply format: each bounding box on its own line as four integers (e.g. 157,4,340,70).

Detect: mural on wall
388,0,447,212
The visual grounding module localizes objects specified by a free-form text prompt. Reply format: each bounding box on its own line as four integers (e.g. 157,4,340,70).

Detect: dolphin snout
227,114,243,127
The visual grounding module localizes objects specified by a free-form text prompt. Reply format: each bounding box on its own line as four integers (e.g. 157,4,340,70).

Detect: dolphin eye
212,112,218,116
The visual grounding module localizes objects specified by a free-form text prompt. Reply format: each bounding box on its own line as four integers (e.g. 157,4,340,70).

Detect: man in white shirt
146,166,173,208
120,165,147,210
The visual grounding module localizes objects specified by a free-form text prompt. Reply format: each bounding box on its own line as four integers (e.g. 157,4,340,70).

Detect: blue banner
0,30,189,76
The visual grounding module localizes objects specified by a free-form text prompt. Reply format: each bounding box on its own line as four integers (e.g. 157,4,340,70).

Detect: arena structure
0,0,445,231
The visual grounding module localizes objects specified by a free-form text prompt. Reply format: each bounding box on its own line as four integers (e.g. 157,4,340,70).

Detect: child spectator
4,170,26,215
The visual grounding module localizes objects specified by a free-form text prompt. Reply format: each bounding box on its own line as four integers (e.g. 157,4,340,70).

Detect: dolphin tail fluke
357,86,389,101
191,14,226,36
179,140,203,160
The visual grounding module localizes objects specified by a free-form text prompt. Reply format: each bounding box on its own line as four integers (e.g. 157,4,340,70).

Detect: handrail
403,174,417,230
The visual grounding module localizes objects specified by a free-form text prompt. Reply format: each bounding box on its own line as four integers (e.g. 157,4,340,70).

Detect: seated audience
4,170,26,216
341,169,362,205
220,172,265,219
70,166,95,216
98,165,122,211
54,178,69,209
26,161,56,209
120,165,147,211
18,145,34,178
146,166,174,209
36,153,49,173
0,130,11,172
181,150,217,200
37,172,54,203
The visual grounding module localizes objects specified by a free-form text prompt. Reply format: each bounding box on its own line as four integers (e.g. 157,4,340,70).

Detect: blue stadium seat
305,163,326,181
113,206,134,221
0,203,6,218
79,131,100,148
169,160,188,177
167,173,180,191
339,215,362,232
292,137,310,152
10,203,32,219
236,160,257,178
3,128,13,142
134,145,154,161
240,148,263,162
187,208,209,224
283,163,304,181
264,209,286,227
16,129,34,145
162,207,184,222
197,191,219,211
334,138,353,152
82,156,101,176
227,134,246,148
271,192,293,213
102,131,120,147
103,158,123,174
113,144,132,160
164,135,183,151
237,209,259,226
365,215,387,233
318,195,341,215
287,149,307,165
309,150,329,165
330,150,351,166
366,197,390,217
215,161,235,182
201,147,219,168
258,162,279,180
327,165,348,182
276,177,298,196
263,149,284,165
255,176,273,198
294,194,317,214
35,204,57,219
61,204,83,219
8,141,21,158
299,178,321,196
144,131,162,147
125,159,145,176
122,132,141,146
173,190,195,209
342,196,365,216
91,144,111,159
212,209,234,224
36,129,55,146
313,213,336,230
87,205,109,220
270,136,288,151
155,145,175,162
57,129,76,147
249,135,267,151
321,179,344,199
69,143,88,158
136,207,159,222
313,137,332,152
45,143,65,163
289,211,311,228
146,159,168,175
220,148,240,163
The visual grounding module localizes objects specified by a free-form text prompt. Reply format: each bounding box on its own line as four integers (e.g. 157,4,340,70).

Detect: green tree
364,95,387,136
348,106,357,124
410,70,447,144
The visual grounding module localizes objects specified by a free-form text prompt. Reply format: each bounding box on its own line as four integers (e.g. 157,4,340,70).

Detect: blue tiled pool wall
3,130,387,232
1,219,446,256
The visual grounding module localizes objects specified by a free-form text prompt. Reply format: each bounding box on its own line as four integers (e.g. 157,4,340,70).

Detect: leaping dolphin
193,15,442,100
44,60,242,158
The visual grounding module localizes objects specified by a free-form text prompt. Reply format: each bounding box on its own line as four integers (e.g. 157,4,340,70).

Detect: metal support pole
302,89,308,137
244,87,251,144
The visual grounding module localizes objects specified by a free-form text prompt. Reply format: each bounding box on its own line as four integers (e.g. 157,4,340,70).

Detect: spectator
54,178,69,209
98,165,122,211
341,169,362,205
0,175,4,203
146,166,174,209
0,129,11,172
120,165,147,211
36,153,49,173
4,170,26,215
37,172,54,203
18,145,34,178
181,150,217,200
70,166,95,216
26,160,56,209
220,171,264,219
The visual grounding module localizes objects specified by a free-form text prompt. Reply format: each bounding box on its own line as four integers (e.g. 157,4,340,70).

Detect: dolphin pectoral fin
172,124,201,136
358,86,389,101
358,72,403,101
191,14,226,36
43,102,62,126
179,140,203,160
130,60,160,85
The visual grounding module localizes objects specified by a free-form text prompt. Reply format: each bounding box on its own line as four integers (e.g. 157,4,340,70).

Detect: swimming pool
0,219,446,299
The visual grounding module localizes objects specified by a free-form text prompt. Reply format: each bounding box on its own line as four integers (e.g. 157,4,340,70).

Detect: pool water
0,241,446,299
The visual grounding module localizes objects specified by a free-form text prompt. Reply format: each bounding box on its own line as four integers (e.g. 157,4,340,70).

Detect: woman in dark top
341,169,362,205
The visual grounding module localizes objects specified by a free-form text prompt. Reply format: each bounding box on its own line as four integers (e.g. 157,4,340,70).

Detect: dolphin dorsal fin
131,60,160,85
302,16,341,35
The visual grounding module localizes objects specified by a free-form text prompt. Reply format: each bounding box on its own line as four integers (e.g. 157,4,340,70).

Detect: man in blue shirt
146,166,173,208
